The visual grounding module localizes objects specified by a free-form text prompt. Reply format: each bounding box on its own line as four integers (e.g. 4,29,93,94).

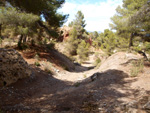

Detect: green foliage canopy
0,6,40,37
68,11,87,39
5,0,68,28
110,0,148,34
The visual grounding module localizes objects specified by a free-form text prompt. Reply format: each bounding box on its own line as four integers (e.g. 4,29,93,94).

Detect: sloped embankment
98,52,143,74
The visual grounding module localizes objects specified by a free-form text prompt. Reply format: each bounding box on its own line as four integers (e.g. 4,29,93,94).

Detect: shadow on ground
1,67,148,113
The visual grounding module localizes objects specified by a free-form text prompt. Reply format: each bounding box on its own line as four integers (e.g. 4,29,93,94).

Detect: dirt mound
0,48,31,87
99,52,143,74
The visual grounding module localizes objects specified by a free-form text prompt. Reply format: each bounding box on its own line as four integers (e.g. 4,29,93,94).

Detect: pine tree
110,0,148,47
130,1,150,33
66,27,79,55
1,0,68,38
65,10,90,61
0,6,40,48
99,29,119,55
68,11,86,39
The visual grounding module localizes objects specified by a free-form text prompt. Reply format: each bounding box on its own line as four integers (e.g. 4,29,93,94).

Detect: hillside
0,48,150,113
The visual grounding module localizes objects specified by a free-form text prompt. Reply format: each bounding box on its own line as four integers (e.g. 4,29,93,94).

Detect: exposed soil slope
0,50,150,113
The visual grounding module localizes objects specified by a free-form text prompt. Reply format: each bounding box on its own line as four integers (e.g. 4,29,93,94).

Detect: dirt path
0,52,150,113
54,54,97,82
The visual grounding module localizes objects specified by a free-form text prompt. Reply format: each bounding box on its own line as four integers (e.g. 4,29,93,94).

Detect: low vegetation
34,61,41,67
94,57,101,67
130,59,144,77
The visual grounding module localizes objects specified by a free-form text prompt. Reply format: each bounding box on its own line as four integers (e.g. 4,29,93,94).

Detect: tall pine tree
110,0,148,47
68,11,87,39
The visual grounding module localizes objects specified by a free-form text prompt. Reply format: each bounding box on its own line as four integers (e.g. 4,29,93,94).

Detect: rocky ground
0,49,150,113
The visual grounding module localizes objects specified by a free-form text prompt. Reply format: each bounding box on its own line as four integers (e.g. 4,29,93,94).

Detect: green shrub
130,59,144,77
43,38,48,45
94,57,101,66
34,61,40,66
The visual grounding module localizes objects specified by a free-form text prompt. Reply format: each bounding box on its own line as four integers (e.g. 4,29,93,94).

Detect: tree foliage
66,27,79,55
110,0,148,47
110,0,147,33
68,11,87,39
4,0,68,28
77,40,90,61
129,2,150,32
99,29,119,55
0,0,68,39
0,7,39,35
66,11,90,61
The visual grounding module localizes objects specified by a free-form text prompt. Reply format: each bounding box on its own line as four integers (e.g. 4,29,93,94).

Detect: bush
34,61,40,66
94,57,101,66
130,59,144,77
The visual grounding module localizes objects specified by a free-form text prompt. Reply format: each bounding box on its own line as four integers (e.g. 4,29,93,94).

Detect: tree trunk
129,33,134,48
23,35,27,43
31,39,35,46
18,34,23,49
37,29,42,41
